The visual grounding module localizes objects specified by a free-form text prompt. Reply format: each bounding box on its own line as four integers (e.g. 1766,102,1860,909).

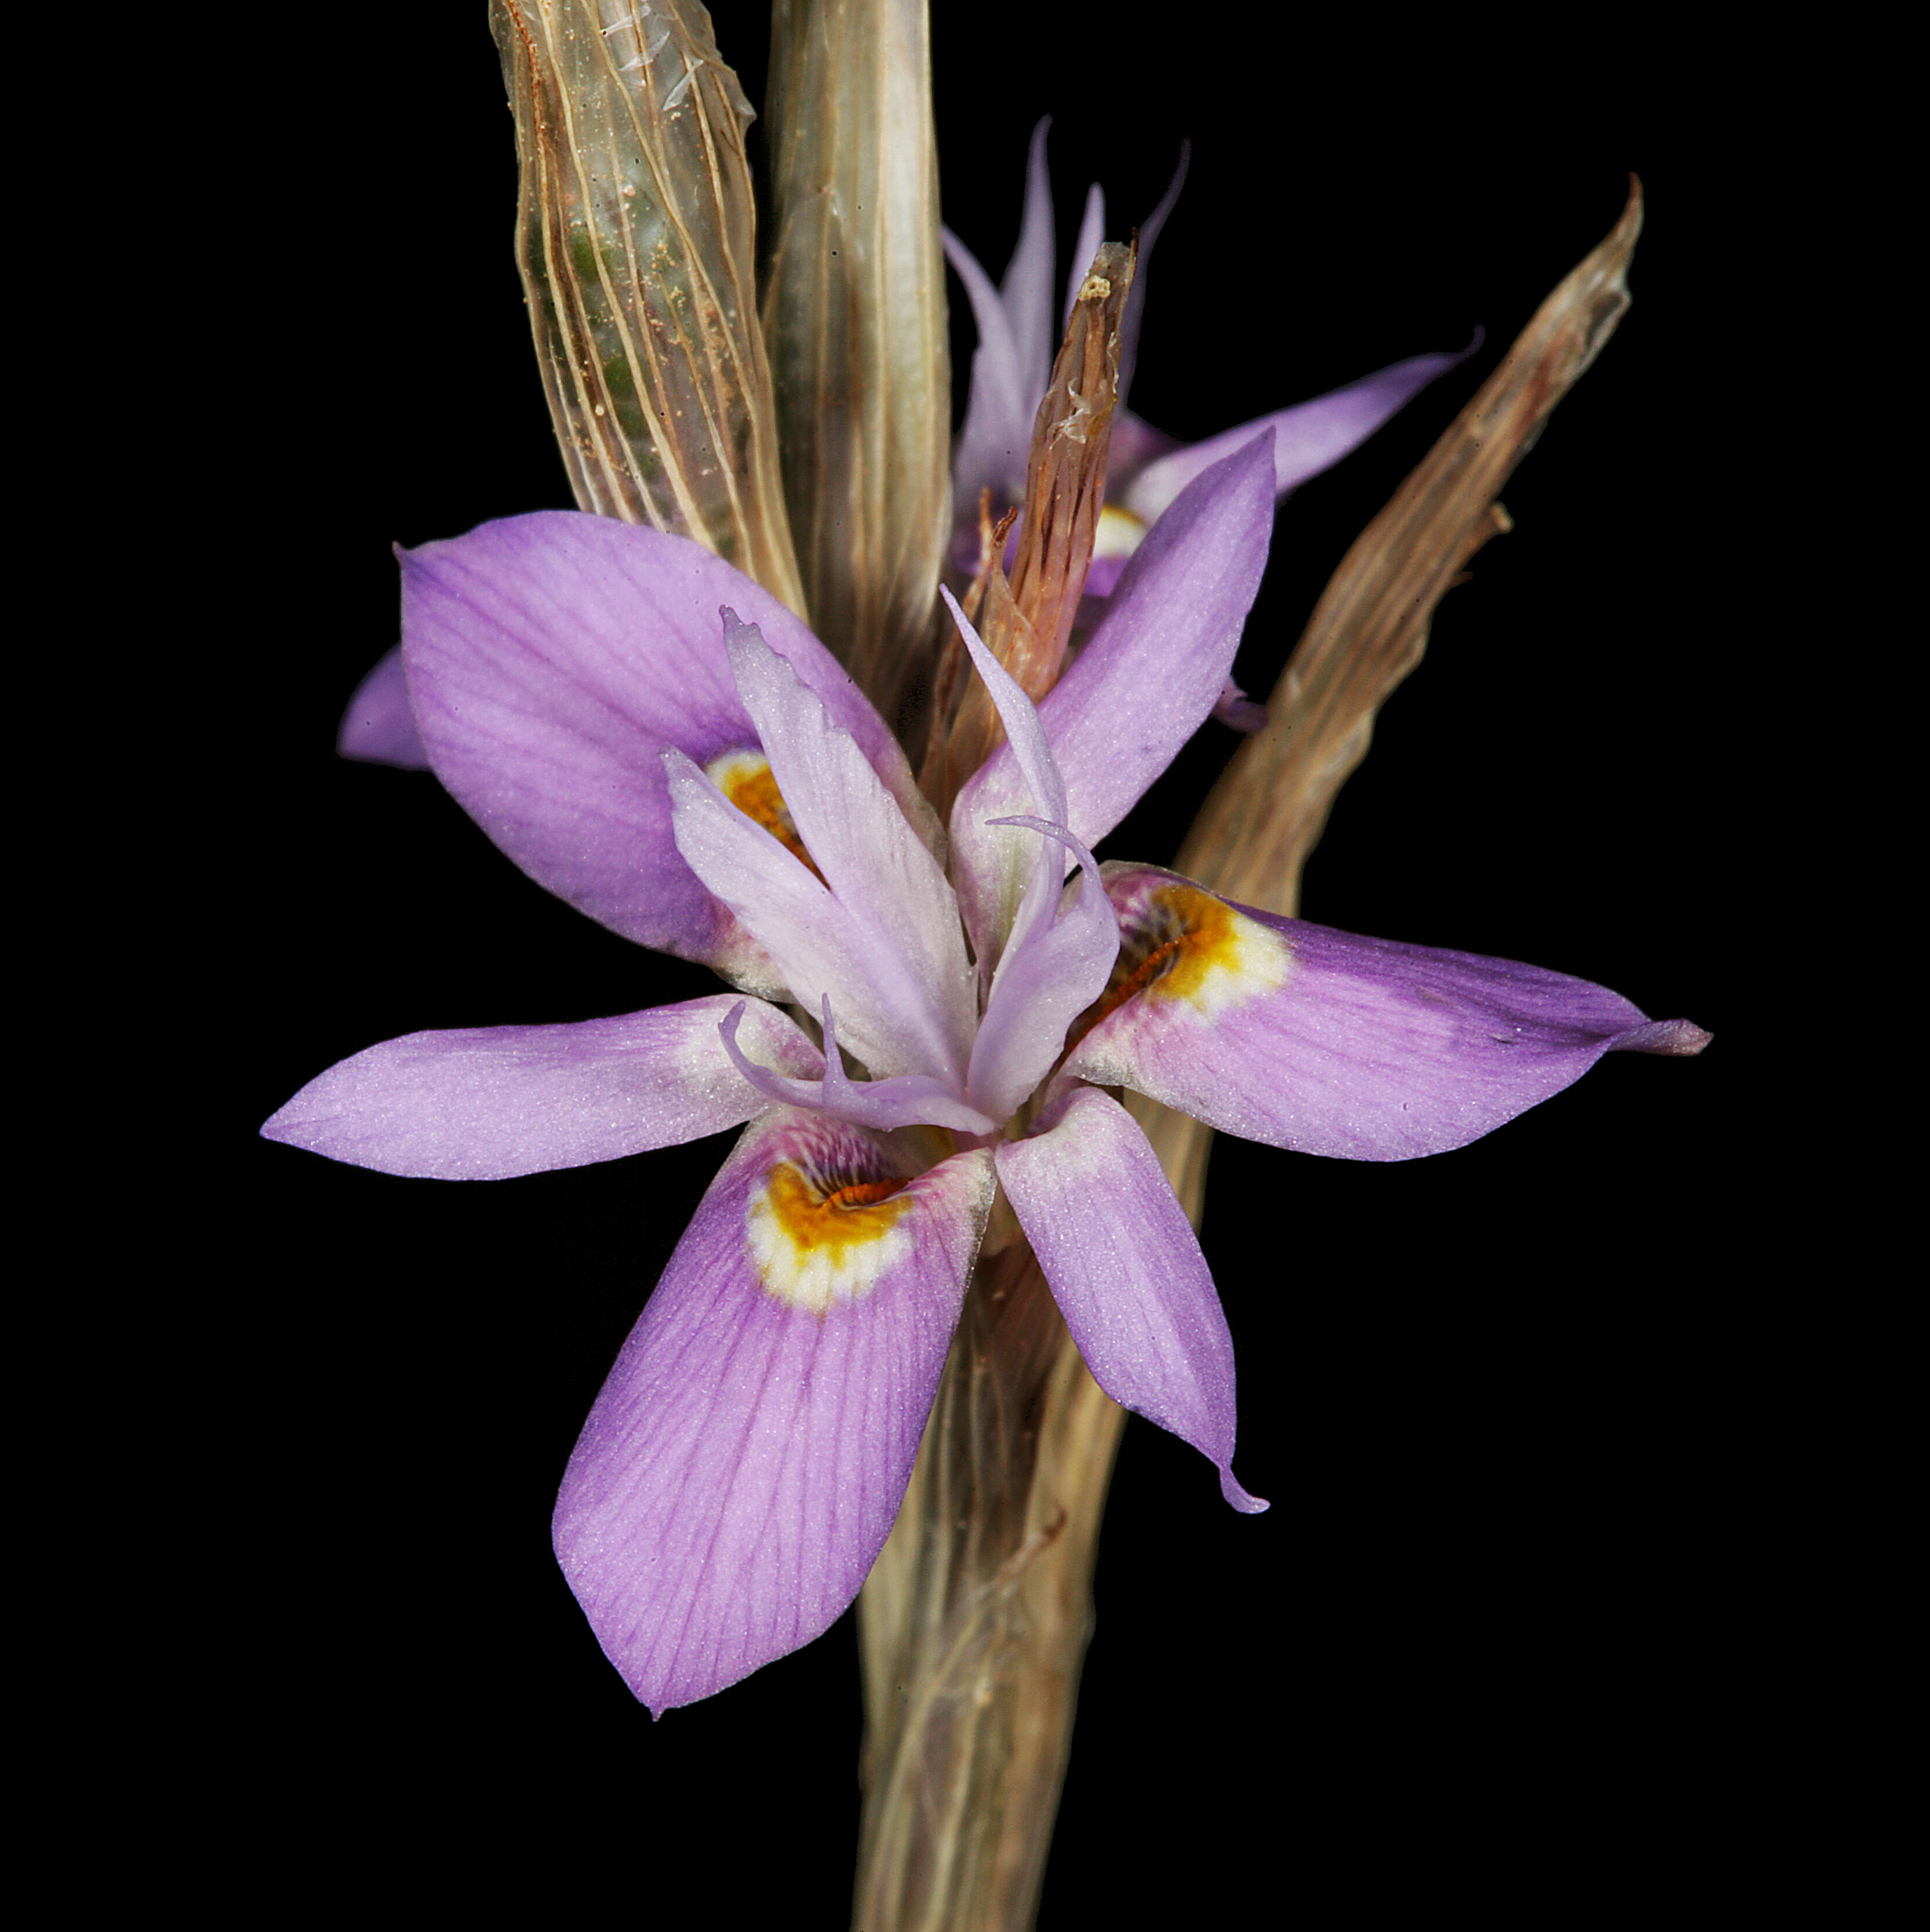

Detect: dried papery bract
764,0,952,724
491,0,807,614
854,186,1647,1932
1003,242,1135,693
920,242,1135,817
1139,183,1649,1326
1182,180,1647,914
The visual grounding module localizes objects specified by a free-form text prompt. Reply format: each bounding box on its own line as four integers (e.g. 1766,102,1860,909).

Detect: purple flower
943,122,1477,626
265,436,1706,1715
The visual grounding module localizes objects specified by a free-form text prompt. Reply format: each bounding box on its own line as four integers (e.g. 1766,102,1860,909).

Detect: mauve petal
945,229,1034,517
932,594,1118,1111
1106,409,1182,488
664,749,884,1061
949,435,1274,939
1121,345,1472,524
259,996,822,1180
665,750,959,1090
967,816,1118,1122
942,587,1072,969
718,1000,998,1136
724,617,977,1084
1065,864,1712,1162
399,513,927,982
337,645,431,769
1115,144,1188,410
996,1086,1265,1513
1063,182,1104,330
554,1111,996,1714
1003,118,1058,406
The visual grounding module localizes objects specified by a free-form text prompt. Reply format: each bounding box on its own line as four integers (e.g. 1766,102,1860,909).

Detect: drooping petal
553,1109,996,1714
399,513,931,985
1064,864,1713,1162
944,229,1034,518
337,645,430,769
996,1085,1265,1513
949,435,1274,939
718,1000,997,1136
1119,345,1474,524
722,617,977,1084
259,996,823,1180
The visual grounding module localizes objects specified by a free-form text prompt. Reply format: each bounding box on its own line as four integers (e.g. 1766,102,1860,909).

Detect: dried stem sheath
491,0,807,613
854,1235,1127,1932
1178,179,1645,913
764,0,952,721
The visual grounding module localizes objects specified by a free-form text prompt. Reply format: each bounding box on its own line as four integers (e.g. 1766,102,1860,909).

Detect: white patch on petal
1092,503,1147,563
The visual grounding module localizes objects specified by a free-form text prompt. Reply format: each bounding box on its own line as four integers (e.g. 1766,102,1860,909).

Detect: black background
197,5,1781,1922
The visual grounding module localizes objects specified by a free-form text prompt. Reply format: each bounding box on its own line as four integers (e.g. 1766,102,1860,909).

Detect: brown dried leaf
1176,179,1645,914
1003,241,1135,698
491,0,806,614
1136,181,1647,1256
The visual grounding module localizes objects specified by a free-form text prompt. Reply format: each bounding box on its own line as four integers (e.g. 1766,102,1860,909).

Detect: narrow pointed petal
950,435,1274,940
718,1001,997,1136
967,816,1119,1122
942,585,1069,827
666,746,965,1087
1121,346,1472,525
1116,144,1187,409
930,592,1117,1108
944,229,1034,515
260,996,823,1180
1065,864,1713,1162
337,645,430,768
1063,183,1104,331
722,618,977,1082
554,1109,996,1714
1003,119,1058,404
400,513,930,983
940,586,1076,968
996,1086,1265,1513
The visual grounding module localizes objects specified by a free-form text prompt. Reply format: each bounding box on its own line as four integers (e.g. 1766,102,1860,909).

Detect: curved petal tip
1220,1468,1270,1515
1615,1018,1712,1057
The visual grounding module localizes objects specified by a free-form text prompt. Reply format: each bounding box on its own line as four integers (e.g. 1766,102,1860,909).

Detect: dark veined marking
1066,884,1247,1051
759,1162,912,1257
